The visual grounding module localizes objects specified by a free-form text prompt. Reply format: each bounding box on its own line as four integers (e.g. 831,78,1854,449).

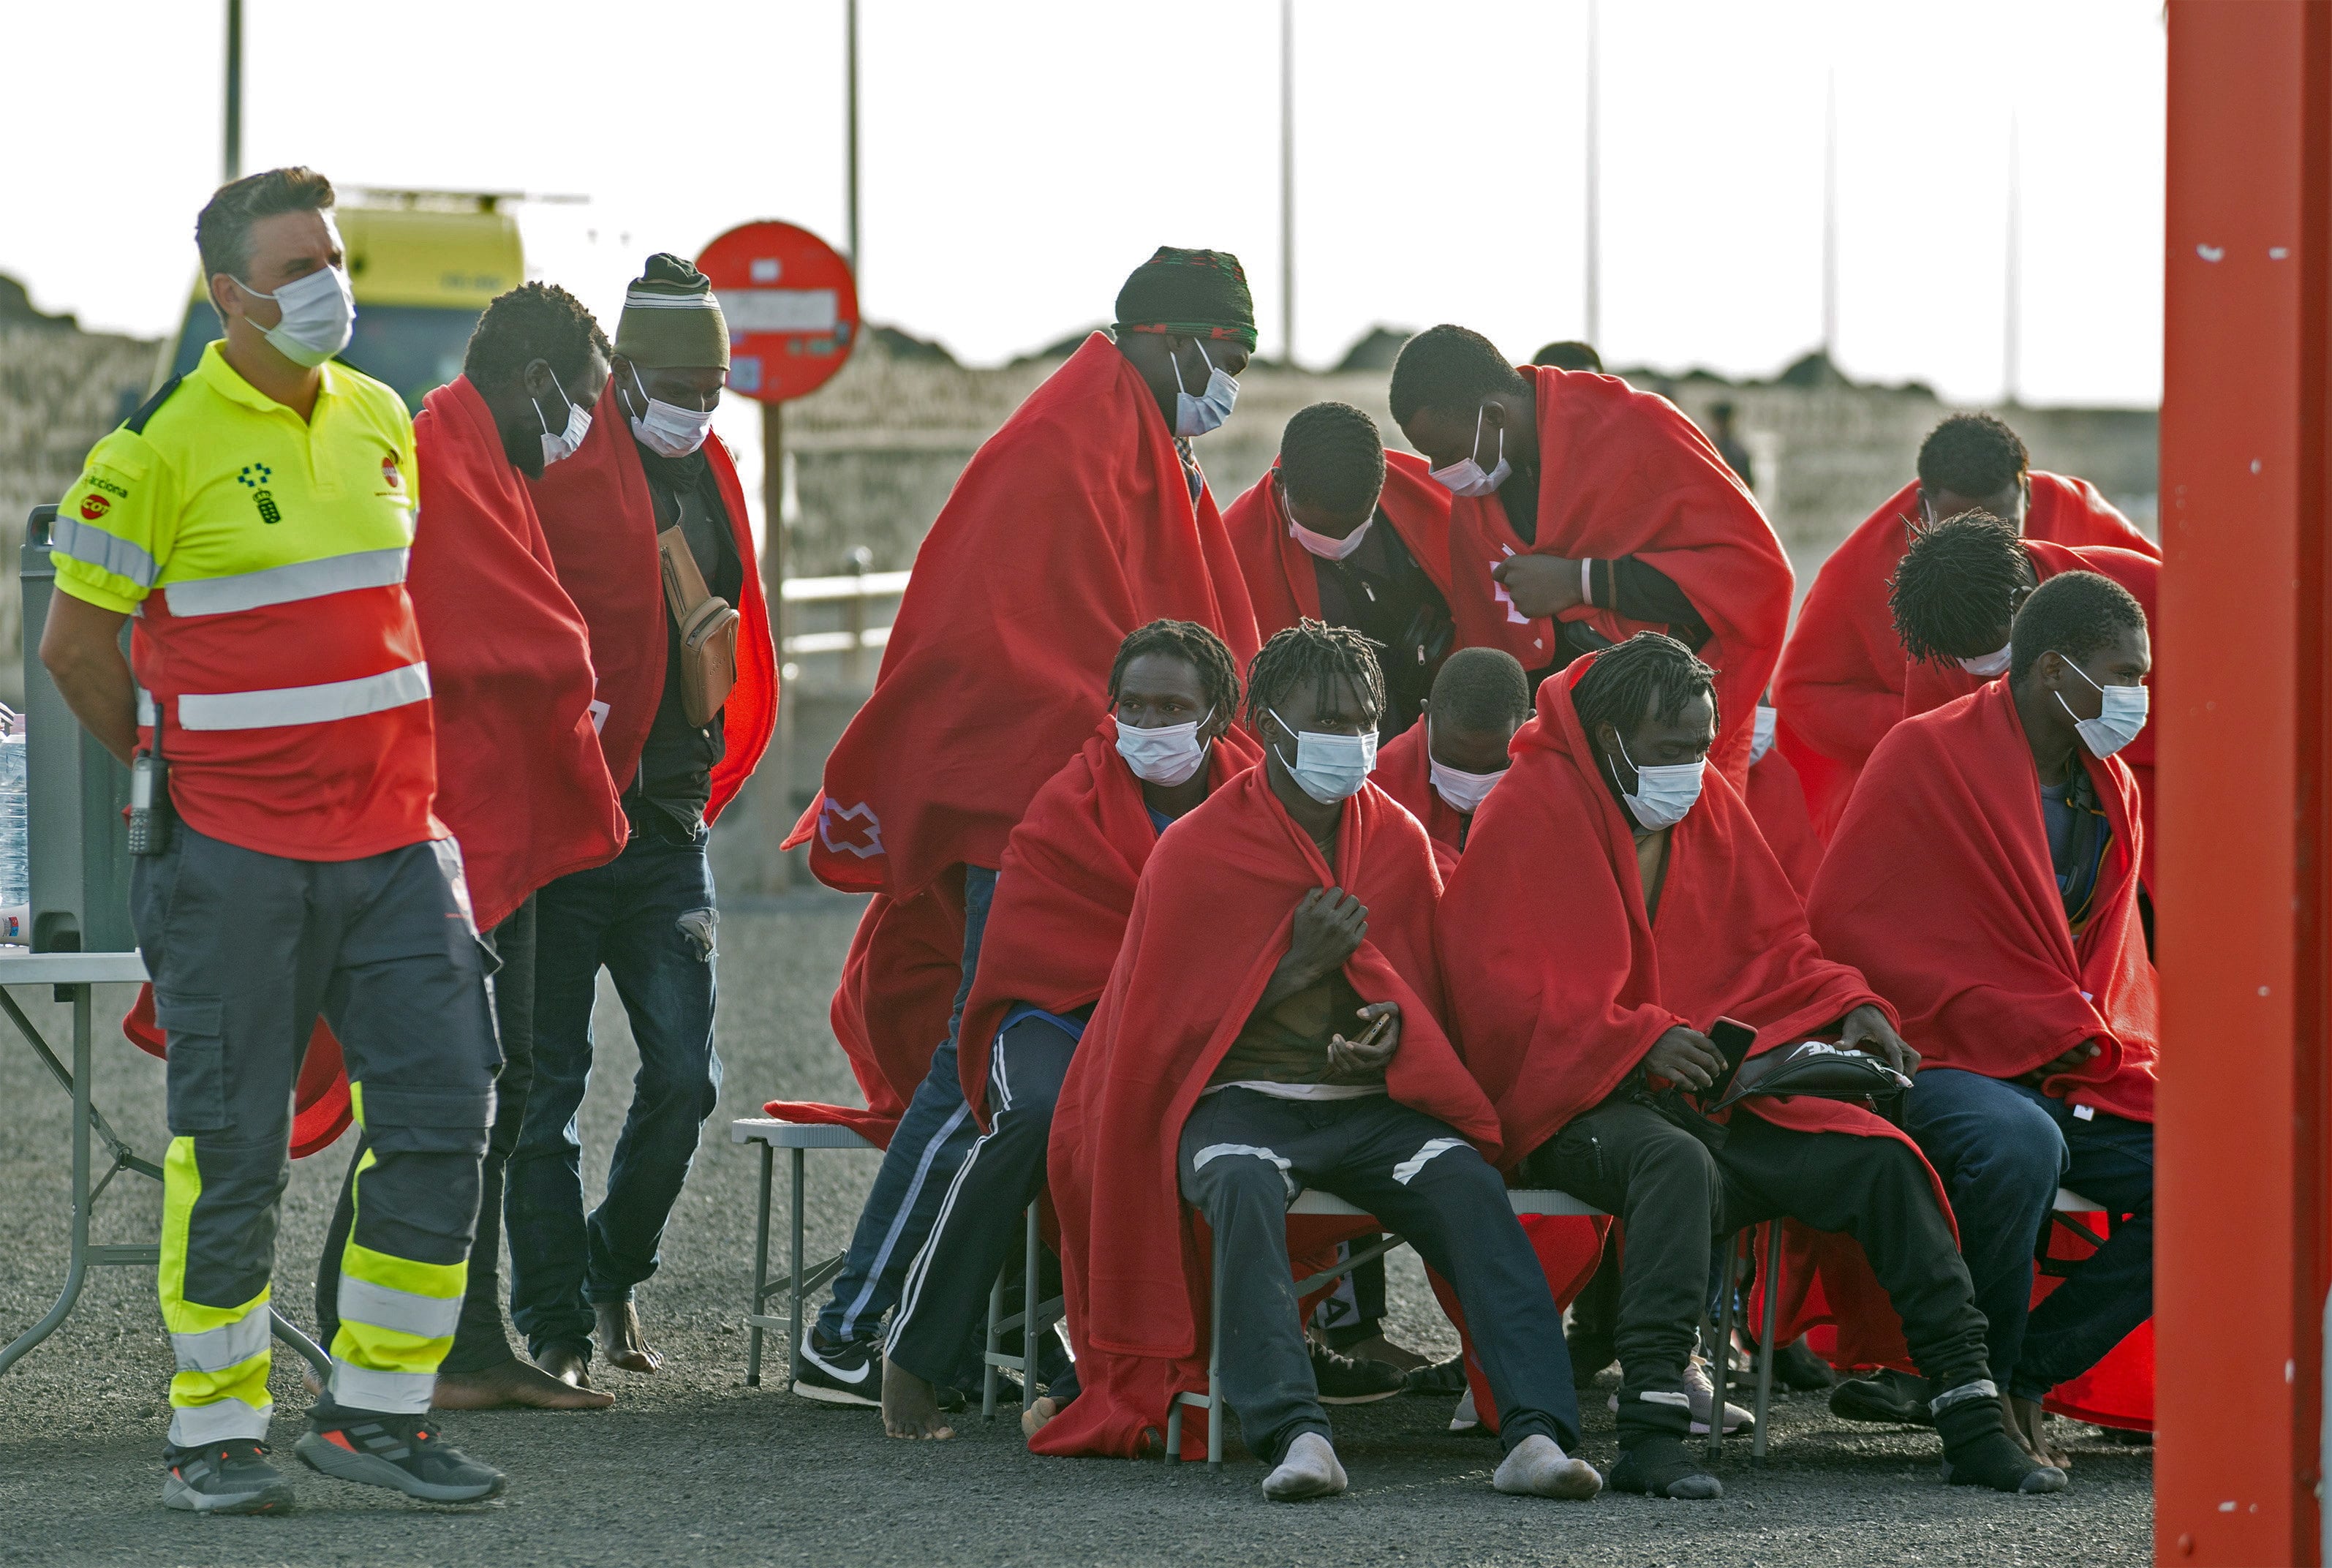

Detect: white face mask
1282,482,1370,562
2056,659,2148,759
535,367,592,469
1426,721,1506,815
626,365,717,458
230,265,355,369
1957,643,2013,679
1428,405,1513,498
1748,704,1778,766
1609,730,1705,832
1114,709,1212,788
1269,707,1377,804
1171,339,1239,438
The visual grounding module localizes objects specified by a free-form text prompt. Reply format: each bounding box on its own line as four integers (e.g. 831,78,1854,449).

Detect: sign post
696,221,860,890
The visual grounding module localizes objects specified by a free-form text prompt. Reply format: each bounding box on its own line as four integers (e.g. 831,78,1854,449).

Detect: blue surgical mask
1114,708,1212,787
230,265,355,369
1609,731,1705,832
1269,707,1376,804
2056,659,2148,758
1172,339,1239,438
1428,404,1513,498
535,366,591,469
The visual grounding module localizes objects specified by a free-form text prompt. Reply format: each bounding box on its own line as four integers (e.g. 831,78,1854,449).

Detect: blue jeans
507,816,722,1361
1903,1067,2154,1400
814,864,997,1354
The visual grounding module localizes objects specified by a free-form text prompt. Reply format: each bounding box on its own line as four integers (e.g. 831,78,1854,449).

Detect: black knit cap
1113,246,1257,351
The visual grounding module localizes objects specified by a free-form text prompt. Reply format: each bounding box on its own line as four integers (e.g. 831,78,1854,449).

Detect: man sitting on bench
1372,647,1531,875
1033,621,1596,1502
879,620,1257,1439
1438,632,2067,1501
1811,571,2156,1466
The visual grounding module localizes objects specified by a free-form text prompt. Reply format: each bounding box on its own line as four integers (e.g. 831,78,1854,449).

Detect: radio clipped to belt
656,526,741,728
129,698,173,856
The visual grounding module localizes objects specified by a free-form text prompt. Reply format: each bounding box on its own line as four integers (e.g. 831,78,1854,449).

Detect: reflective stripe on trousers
159,1135,274,1444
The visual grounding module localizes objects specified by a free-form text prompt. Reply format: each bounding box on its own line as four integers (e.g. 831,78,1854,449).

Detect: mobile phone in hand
1707,1017,1757,1100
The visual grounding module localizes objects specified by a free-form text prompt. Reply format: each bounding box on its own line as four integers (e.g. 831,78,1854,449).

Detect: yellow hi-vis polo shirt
53,339,443,860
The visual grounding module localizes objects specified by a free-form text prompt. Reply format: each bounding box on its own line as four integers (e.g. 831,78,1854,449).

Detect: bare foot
1020,1395,1063,1440
2009,1393,2069,1468
880,1356,956,1439
595,1300,664,1373
538,1342,596,1388
1334,1333,1430,1373
436,1358,616,1411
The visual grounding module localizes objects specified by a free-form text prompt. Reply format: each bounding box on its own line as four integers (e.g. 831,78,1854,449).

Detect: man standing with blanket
1223,401,1454,736
1389,325,1792,785
512,255,777,1388
312,282,627,1411
1773,412,2156,834
879,621,1256,1439
1811,572,2156,1466
782,250,1264,1406
1033,622,1596,1503
1438,633,2066,1501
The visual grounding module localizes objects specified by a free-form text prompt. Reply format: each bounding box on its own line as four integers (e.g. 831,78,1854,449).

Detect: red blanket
1371,721,1466,876
1746,745,1823,900
1898,539,2159,889
1808,681,2157,1121
1031,769,1499,1459
1436,654,1916,1162
1773,472,2154,837
785,334,1262,898
410,378,625,930
765,880,966,1148
1442,367,1792,785
1224,451,1454,640
955,717,1261,1126
526,388,777,826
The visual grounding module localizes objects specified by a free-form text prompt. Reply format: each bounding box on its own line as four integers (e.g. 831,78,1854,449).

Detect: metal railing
777,549,905,679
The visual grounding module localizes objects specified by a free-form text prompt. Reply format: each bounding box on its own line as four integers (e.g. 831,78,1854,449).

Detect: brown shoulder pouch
657,525,741,728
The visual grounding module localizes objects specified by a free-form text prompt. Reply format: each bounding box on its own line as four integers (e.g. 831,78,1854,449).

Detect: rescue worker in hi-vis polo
39,167,507,1515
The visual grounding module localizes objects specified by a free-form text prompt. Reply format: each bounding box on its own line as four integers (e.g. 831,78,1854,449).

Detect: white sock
1262,1432,1348,1501
1493,1433,1604,1499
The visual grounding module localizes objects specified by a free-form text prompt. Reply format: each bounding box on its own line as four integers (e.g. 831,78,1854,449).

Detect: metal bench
1166,1187,1607,1469
731,1115,1060,1414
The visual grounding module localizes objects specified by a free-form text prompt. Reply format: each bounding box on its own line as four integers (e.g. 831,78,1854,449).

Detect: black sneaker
792,1326,881,1408
294,1410,505,1504
1773,1336,1838,1391
1608,1433,1724,1500
1405,1354,1469,1397
1828,1368,1936,1427
1310,1340,1405,1405
162,1441,295,1514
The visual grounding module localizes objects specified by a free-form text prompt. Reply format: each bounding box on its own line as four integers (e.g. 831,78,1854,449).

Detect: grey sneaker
295,1409,505,1503
162,1440,295,1514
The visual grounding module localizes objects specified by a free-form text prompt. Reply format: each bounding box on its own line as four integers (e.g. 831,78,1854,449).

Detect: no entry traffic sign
698,221,859,403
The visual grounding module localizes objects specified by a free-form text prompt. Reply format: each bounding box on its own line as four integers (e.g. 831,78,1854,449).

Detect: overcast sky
6,0,2165,406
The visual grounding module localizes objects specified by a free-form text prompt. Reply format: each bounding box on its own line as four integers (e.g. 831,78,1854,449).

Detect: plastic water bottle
0,706,28,930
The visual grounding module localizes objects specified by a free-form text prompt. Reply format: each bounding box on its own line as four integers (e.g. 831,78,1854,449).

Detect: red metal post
2158,4,2331,1562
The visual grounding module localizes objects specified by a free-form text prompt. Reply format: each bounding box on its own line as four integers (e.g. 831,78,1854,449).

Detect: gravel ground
0,892,2151,1567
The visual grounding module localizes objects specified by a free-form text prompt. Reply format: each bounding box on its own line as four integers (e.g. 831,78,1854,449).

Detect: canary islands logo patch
238,462,281,525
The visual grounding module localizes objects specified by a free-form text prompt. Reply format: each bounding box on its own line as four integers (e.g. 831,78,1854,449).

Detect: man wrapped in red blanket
874,621,1258,1439
1438,633,2066,1501
776,249,1267,1406
1371,648,1532,877
1225,402,1454,735
1887,511,2160,893
1034,622,1597,1504
1389,326,1793,787
1811,571,2158,1464
1773,413,2156,835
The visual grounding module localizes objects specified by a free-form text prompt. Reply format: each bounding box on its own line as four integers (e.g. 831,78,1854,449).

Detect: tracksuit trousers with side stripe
135,826,499,1451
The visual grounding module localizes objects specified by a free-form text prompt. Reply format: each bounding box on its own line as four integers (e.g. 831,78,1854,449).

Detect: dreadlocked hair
1571,633,1718,742
1889,510,2029,665
1245,619,1386,736
1108,619,1242,721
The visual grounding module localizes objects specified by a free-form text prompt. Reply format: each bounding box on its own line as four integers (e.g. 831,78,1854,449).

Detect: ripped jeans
507,811,722,1362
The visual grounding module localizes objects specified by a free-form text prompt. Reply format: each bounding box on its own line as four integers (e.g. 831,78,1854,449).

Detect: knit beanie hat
1113,247,1257,351
614,252,730,369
